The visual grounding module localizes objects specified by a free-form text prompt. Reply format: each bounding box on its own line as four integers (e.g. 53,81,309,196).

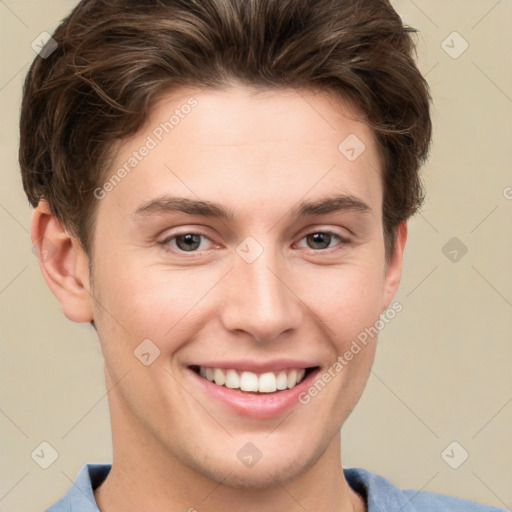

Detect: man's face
85,86,404,487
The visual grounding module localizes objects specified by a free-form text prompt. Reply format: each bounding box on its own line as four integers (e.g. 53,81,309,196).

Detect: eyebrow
133,194,371,220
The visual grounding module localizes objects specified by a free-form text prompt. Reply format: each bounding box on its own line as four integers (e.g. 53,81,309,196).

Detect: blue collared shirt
45,463,507,511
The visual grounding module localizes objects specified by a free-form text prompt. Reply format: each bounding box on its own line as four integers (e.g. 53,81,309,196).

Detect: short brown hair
19,0,432,261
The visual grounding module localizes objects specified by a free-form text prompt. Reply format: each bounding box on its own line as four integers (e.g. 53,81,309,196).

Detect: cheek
301,261,386,339
93,240,386,355
93,261,221,350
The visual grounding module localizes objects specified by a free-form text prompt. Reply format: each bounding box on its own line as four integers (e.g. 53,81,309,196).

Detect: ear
381,221,408,312
31,201,94,323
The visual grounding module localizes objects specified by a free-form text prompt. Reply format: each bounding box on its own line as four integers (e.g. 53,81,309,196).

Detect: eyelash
159,229,351,254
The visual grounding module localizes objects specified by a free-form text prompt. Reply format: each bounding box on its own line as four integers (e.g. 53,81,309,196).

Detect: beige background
1,0,511,510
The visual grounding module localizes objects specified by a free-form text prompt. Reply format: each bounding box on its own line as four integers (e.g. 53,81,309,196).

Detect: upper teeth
198,367,307,393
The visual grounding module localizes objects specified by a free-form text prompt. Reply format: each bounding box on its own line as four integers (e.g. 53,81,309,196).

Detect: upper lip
188,359,320,374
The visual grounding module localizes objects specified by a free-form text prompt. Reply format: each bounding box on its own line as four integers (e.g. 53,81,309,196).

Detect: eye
159,229,350,254
296,230,350,251
160,232,214,252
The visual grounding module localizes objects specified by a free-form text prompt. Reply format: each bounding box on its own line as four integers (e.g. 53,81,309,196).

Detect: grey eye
174,233,203,251
305,232,335,250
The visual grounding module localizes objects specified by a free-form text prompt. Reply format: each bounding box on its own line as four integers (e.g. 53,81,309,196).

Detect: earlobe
381,222,408,312
31,201,94,323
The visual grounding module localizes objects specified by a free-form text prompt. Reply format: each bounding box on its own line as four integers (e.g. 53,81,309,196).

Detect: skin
32,85,407,512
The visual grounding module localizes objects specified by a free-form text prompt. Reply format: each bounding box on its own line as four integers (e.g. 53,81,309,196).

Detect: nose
219,245,303,342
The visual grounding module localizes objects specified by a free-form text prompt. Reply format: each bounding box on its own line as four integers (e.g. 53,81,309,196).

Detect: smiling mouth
189,365,319,394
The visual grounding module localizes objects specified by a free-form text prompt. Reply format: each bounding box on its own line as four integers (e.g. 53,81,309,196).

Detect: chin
192,447,320,490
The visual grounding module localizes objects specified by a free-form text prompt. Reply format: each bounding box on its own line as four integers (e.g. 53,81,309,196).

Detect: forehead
98,85,383,223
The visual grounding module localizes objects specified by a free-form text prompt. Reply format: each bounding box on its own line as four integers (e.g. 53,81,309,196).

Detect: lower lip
186,367,321,419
